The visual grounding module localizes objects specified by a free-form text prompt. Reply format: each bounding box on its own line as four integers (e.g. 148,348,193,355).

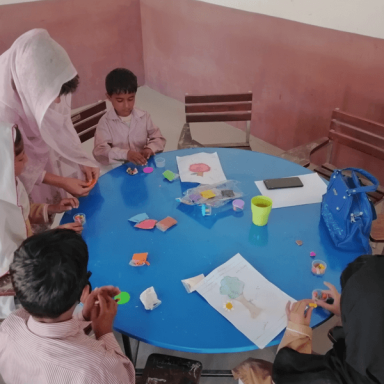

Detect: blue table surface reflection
61,148,362,354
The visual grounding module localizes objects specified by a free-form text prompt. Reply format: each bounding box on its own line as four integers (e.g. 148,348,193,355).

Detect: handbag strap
337,168,379,194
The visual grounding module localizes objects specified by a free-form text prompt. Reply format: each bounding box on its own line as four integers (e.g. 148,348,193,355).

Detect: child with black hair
0,229,135,383
93,68,166,165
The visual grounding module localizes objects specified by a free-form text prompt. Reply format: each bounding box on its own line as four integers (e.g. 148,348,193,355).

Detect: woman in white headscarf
0,29,99,207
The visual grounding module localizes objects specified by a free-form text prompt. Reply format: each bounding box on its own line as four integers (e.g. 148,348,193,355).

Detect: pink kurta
0,308,135,384
93,107,166,165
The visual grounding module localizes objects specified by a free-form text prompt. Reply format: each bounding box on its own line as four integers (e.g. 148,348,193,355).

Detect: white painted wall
196,0,384,40
0,0,42,4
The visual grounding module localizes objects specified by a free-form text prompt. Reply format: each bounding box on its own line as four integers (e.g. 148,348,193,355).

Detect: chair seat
371,214,384,242
140,353,202,384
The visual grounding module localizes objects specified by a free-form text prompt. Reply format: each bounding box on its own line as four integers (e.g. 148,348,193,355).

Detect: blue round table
61,148,362,354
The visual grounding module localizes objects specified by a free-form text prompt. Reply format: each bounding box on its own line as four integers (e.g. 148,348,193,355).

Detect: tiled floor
0,86,339,384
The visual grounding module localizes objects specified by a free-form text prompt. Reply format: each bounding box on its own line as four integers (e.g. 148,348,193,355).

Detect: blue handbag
321,168,378,254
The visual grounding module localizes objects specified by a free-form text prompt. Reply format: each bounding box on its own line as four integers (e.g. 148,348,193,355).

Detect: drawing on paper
220,276,261,318
190,163,211,177
223,301,234,311
176,152,227,184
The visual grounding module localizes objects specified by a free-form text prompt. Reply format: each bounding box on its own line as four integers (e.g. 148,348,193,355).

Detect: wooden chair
280,108,384,205
137,354,202,384
178,92,253,151
71,101,107,142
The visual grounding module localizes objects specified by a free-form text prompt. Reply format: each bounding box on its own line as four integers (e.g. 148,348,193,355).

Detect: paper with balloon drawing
195,253,296,349
176,152,227,184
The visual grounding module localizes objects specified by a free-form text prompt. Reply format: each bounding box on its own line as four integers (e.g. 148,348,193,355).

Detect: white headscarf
0,29,96,195
0,123,27,318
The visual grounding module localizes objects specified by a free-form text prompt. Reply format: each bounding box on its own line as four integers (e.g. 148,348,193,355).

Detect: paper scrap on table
200,190,216,199
254,173,327,209
182,274,205,293
135,219,157,229
163,170,177,181
130,252,150,266
129,213,149,223
195,253,296,349
156,216,177,232
176,152,227,184
140,287,162,310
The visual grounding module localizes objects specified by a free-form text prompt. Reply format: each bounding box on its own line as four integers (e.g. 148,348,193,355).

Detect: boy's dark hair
106,68,138,95
59,74,80,96
13,125,23,156
10,229,89,319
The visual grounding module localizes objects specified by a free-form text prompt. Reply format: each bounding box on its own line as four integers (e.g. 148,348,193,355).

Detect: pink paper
135,219,157,229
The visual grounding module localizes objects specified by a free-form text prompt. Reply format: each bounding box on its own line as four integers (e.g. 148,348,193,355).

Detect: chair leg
178,123,203,149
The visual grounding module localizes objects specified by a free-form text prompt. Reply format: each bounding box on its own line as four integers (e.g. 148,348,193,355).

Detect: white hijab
0,29,96,194
0,123,27,318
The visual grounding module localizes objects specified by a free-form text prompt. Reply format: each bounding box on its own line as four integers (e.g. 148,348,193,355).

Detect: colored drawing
115,292,130,305
223,301,234,311
220,276,261,319
190,163,211,177
135,219,157,229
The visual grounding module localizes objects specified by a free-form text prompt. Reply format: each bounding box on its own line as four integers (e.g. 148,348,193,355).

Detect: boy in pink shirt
0,229,135,384
93,68,166,166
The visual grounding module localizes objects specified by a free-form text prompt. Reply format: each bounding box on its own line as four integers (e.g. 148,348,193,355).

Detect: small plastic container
155,157,166,168
312,260,327,276
312,289,329,301
201,204,212,216
233,199,245,212
73,213,86,225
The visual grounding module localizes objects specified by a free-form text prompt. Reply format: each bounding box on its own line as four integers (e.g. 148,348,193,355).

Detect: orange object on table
86,178,97,188
132,252,150,266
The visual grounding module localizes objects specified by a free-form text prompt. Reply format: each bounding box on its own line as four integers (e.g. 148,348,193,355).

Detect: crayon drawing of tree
189,163,211,177
220,276,261,319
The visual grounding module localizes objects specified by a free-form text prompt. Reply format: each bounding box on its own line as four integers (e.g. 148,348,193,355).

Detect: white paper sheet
195,254,295,349
254,173,327,209
176,152,227,184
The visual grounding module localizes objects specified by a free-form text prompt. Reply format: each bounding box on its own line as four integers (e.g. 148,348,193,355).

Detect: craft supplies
201,204,212,216
296,240,303,246
135,219,157,230
156,217,177,232
129,252,150,266
115,292,131,305
312,260,327,276
200,190,216,199
181,274,205,293
140,287,162,310
127,167,138,175
143,167,153,174
312,289,328,301
233,199,245,212
129,213,149,223
310,251,316,257
163,170,179,182
73,213,86,225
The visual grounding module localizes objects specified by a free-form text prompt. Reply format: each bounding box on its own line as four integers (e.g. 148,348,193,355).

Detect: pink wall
140,0,384,156
0,0,144,108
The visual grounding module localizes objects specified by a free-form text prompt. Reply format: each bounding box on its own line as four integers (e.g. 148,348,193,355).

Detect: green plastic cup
251,196,273,226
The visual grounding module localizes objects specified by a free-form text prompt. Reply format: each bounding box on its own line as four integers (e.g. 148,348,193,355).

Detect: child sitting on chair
93,68,166,166
13,125,82,236
0,229,135,383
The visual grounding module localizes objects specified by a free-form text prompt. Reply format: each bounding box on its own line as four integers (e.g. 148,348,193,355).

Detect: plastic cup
251,196,272,226
73,213,86,225
312,289,329,301
155,157,166,168
312,260,327,276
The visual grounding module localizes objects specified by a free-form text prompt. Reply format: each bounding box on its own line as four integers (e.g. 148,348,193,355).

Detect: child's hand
286,299,314,326
315,282,341,316
91,293,118,339
58,222,83,234
48,198,80,214
140,148,154,160
82,165,100,184
127,150,147,166
82,286,120,321
60,177,93,197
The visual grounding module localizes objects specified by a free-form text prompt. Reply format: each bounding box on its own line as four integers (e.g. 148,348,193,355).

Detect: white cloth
0,29,97,201
0,123,27,318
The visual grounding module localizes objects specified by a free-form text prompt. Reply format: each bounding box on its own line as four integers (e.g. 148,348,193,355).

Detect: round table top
61,148,361,354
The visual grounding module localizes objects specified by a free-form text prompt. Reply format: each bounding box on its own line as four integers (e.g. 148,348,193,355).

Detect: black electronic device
263,177,303,190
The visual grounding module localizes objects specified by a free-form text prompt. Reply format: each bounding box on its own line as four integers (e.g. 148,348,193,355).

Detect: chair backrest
329,108,384,162
185,92,252,145
71,101,107,143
